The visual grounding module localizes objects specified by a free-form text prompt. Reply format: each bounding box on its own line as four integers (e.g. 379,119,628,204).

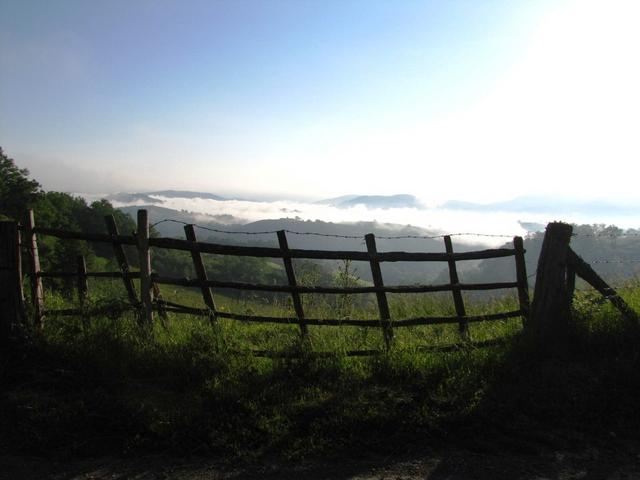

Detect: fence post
104,215,139,307
76,255,89,326
137,209,154,327
365,233,393,350
0,221,24,344
530,222,573,336
277,230,309,341
24,210,44,328
513,236,530,326
76,254,88,304
443,236,468,339
184,224,217,324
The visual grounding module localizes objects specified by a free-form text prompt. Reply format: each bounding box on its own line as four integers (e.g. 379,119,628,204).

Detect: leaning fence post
566,248,638,325
277,230,309,341
513,236,530,327
443,235,468,339
0,221,24,344
530,222,573,336
137,209,154,327
104,215,139,308
365,233,393,350
24,210,44,328
184,224,217,324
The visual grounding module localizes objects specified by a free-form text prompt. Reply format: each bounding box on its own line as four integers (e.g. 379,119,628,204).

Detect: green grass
2,282,640,461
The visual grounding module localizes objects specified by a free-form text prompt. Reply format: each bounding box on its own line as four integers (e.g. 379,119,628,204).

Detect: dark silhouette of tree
0,147,42,220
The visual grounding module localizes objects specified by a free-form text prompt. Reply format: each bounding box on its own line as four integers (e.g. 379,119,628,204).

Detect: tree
0,147,42,220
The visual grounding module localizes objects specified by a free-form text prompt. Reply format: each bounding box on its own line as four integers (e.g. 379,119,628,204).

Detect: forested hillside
467,224,640,286
0,148,287,295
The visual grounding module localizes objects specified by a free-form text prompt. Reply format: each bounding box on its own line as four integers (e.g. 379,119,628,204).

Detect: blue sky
1,0,639,203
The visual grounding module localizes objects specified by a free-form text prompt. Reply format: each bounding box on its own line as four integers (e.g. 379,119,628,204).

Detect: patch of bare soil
2,445,640,480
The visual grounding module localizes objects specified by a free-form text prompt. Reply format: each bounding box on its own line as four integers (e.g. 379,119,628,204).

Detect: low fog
80,192,640,246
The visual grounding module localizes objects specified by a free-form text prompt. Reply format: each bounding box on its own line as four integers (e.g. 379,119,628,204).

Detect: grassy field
2,282,640,462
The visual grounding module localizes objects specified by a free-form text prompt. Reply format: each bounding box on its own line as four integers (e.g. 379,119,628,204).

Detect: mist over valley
79,190,640,288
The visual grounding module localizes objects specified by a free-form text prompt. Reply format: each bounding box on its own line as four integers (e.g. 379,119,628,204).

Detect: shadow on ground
3,442,640,480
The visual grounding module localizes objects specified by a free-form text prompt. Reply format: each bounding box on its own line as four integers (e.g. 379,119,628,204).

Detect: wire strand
572,232,640,238
149,218,518,240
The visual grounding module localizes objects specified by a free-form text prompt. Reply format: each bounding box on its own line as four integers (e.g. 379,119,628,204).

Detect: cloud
104,194,640,246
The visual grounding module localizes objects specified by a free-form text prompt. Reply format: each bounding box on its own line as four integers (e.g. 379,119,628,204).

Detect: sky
1,0,639,204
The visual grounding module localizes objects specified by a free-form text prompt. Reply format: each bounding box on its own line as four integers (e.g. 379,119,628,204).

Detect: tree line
0,147,299,297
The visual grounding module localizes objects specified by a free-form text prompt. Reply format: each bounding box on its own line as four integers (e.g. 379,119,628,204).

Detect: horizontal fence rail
37,271,141,279
42,304,525,326
29,226,517,262
14,209,531,355
151,275,520,294
29,227,136,245
162,307,527,327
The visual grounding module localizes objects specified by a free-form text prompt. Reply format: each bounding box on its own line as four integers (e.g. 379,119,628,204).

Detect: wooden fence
0,209,533,353
530,222,638,334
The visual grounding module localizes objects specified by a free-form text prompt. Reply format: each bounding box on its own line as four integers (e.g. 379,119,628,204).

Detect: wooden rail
45,303,525,326
151,275,519,294
12,209,531,354
29,226,516,262
38,271,141,279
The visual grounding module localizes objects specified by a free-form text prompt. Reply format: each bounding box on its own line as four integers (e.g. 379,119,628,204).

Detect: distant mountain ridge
109,191,426,210
108,190,226,204
441,196,639,216
317,194,423,209
102,190,639,219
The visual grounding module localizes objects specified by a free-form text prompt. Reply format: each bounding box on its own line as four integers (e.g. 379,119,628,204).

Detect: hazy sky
1,0,639,203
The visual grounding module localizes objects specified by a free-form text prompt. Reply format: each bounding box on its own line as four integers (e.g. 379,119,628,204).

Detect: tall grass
2,282,640,460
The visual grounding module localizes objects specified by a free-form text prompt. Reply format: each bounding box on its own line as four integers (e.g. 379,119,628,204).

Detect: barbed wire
149,218,517,240
284,231,364,239
149,219,280,235
573,232,640,238
376,232,516,240
585,259,640,264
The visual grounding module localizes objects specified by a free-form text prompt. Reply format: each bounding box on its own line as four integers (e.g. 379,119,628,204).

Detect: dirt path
2,446,640,480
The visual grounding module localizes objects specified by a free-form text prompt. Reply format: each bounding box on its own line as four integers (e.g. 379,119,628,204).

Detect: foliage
31,192,138,294
333,259,361,318
469,223,640,285
0,147,42,220
0,148,295,299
